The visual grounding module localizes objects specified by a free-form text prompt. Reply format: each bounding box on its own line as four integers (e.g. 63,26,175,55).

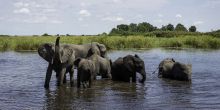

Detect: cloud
11,1,63,24
78,17,83,21
202,0,220,8
80,2,90,7
50,20,63,24
154,19,163,23
175,14,182,18
158,14,163,18
14,2,29,7
193,21,204,25
23,16,48,23
13,8,30,14
23,16,62,24
102,16,124,22
113,0,122,3
79,10,91,17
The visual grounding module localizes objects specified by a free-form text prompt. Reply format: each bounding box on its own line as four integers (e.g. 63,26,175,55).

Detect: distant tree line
109,22,197,36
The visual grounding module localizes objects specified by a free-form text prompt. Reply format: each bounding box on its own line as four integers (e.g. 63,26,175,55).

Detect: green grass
0,35,220,51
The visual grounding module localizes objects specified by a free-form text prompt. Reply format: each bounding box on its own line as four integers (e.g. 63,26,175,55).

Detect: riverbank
0,35,220,51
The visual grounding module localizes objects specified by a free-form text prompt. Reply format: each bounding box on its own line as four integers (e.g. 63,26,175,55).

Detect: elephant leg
77,72,81,88
88,78,92,88
107,72,112,79
57,67,66,86
93,73,97,80
44,63,53,89
83,82,87,88
132,73,136,82
56,73,59,78
63,74,67,84
69,69,74,87
89,74,94,88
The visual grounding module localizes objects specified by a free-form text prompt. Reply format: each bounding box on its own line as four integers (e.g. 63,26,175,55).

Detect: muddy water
0,48,220,110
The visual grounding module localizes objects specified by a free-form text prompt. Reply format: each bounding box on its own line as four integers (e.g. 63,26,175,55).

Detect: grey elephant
86,47,112,79
158,58,192,81
111,54,146,83
38,37,75,88
38,38,107,88
74,58,95,88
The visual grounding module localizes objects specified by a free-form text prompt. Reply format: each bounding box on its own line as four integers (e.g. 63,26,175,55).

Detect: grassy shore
0,35,220,51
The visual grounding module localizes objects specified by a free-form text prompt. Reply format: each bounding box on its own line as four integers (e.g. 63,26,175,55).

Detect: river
0,48,220,110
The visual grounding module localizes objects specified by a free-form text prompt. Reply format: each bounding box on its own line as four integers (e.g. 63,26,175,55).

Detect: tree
129,23,138,32
167,24,174,31
117,24,129,31
161,25,167,31
175,23,188,31
42,33,50,36
137,22,156,33
109,28,119,35
189,26,197,32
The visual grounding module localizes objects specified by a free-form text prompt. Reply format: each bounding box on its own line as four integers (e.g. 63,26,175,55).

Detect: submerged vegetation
1,35,220,51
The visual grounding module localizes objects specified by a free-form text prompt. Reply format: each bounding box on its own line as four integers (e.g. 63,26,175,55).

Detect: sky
0,0,220,35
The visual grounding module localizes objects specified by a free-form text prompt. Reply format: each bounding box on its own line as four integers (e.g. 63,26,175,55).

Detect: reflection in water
1,49,220,109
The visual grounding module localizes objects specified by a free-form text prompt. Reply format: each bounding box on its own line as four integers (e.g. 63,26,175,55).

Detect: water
0,48,220,110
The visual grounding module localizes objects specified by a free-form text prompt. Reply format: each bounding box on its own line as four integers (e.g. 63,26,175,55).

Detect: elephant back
172,62,192,81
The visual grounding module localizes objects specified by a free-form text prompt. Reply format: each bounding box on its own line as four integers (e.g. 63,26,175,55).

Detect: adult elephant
86,47,112,79
39,37,75,88
158,58,192,81
111,54,146,83
38,38,107,88
38,40,107,62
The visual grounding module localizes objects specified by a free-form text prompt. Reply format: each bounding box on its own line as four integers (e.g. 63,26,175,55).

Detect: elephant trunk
54,37,61,64
139,70,146,83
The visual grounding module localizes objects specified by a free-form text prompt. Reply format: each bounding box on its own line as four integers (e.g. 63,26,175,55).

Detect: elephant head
38,43,55,63
86,45,99,57
158,58,175,78
93,42,107,58
54,37,75,65
123,54,146,83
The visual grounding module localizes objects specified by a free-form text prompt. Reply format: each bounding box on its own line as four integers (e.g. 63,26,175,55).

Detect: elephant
111,54,146,83
38,38,107,88
38,37,75,88
158,58,192,81
86,47,112,79
74,58,95,88
38,41,107,63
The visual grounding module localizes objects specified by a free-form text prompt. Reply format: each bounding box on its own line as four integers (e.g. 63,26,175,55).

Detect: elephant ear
134,54,143,67
123,55,135,73
171,58,175,62
74,58,82,67
134,54,140,58
86,47,96,57
38,43,54,63
96,43,106,57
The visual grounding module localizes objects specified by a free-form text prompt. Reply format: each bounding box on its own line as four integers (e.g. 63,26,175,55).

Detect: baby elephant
158,58,192,81
86,47,112,79
74,58,95,88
